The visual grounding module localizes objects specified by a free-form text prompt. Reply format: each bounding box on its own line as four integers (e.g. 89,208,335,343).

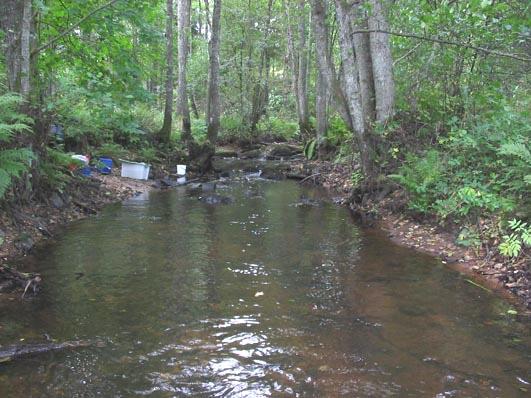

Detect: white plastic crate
120,160,150,180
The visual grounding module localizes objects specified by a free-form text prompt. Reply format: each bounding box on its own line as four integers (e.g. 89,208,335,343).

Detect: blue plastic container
98,157,113,174
80,166,92,177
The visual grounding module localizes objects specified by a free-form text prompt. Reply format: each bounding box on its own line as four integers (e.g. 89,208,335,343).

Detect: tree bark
0,0,23,92
334,0,374,177
177,0,193,144
296,0,311,138
350,3,376,127
206,0,221,146
310,0,352,131
368,0,394,123
315,66,328,158
158,0,174,144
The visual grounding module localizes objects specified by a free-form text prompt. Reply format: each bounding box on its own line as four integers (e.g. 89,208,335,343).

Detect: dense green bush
391,103,530,225
256,117,299,141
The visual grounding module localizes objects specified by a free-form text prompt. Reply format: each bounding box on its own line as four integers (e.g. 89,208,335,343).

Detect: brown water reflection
0,176,529,397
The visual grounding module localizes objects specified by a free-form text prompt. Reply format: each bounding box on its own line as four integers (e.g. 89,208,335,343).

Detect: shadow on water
0,173,530,397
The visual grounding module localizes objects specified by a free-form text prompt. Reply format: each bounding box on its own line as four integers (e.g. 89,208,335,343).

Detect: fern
0,92,34,199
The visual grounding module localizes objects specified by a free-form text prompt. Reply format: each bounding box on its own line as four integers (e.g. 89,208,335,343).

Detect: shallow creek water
1,174,530,397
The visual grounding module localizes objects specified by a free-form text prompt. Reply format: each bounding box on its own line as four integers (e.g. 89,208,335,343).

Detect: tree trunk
296,0,311,138
350,3,376,127
334,0,374,177
368,0,394,123
158,0,174,144
315,66,328,158
0,0,23,92
249,0,273,134
177,0,192,144
310,0,352,131
206,0,221,146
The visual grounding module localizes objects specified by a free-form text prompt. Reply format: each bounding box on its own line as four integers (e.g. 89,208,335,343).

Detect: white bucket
120,160,151,180
177,164,187,176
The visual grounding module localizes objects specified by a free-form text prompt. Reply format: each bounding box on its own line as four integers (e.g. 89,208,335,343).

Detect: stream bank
282,157,530,312
0,170,154,294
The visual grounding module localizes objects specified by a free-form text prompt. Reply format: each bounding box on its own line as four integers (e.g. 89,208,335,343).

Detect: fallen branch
298,173,321,184
0,340,95,364
0,265,42,296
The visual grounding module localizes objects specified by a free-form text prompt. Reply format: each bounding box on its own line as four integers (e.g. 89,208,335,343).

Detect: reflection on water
0,177,530,397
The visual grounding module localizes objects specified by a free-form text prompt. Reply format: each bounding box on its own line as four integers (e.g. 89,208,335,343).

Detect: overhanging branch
352,29,530,63
31,0,120,57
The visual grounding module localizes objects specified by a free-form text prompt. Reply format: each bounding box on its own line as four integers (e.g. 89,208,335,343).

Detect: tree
367,0,394,123
334,0,374,178
177,0,192,145
206,0,221,147
158,0,174,144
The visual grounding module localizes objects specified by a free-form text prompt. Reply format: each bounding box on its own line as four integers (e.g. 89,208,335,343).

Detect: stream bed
1,174,530,397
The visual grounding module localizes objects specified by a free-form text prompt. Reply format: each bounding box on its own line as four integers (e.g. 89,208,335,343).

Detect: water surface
1,176,529,397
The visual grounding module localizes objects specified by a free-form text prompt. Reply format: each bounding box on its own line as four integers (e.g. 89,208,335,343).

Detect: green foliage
38,148,73,191
391,101,529,222
499,219,531,258
137,147,159,163
456,226,481,248
351,170,364,188
93,143,129,162
191,118,208,143
304,139,317,160
219,114,247,142
389,150,444,213
0,92,34,198
256,117,299,141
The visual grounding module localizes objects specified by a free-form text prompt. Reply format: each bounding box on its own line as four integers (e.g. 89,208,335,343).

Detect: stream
0,168,530,397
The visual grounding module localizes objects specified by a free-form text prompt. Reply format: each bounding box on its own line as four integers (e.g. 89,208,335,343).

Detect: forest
0,1,530,292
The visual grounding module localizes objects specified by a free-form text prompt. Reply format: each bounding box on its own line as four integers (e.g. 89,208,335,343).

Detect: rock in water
199,194,233,205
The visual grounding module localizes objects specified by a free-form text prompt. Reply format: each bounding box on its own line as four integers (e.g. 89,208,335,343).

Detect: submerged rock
199,194,233,205
290,197,324,208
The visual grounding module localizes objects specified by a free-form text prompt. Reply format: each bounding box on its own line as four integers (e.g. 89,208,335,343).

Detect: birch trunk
368,0,394,123
158,0,174,143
